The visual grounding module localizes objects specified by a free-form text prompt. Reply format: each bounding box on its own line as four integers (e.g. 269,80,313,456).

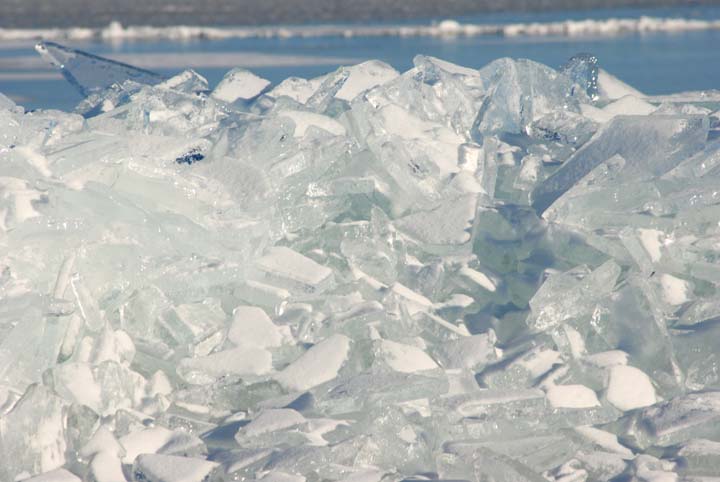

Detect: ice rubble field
2,42,720,482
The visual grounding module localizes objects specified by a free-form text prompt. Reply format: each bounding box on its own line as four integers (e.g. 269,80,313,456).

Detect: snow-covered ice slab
1,43,720,482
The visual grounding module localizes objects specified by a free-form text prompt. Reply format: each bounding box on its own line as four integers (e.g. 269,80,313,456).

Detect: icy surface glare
1,42,720,482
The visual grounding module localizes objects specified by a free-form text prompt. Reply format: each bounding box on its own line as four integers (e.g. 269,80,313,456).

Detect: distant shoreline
0,0,718,28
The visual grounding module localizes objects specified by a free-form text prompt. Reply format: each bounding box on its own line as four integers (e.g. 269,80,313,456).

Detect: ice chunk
211,68,270,103
376,339,439,373
240,409,306,437
229,306,284,348
394,195,477,253
527,260,621,332
262,472,307,482
88,451,125,482
676,439,720,476
158,69,209,94
45,361,145,416
435,331,498,370
21,469,81,482
546,384,600,408
581,95,657,123
132,454,220,482
80,426,123,459
269,76,325,103
627,392,720,448
178,347,273,384
335,60,399,101
120,426,175,464
574,426,634,457
0,384,68,480
275,334,350,391
659,274,691,306
253,247,334,294
372,103,465,174
606,365,657,411
279,110,347,138
35,41,164,97
472,448,548,481
474,57,585,136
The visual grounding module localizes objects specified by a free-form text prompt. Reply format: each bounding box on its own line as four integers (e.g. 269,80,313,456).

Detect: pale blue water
1,5,719,111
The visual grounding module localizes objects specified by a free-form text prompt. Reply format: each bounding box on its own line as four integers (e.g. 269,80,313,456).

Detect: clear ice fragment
561,53,599,101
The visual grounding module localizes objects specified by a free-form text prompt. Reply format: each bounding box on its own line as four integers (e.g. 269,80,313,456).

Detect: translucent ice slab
35,41,165,97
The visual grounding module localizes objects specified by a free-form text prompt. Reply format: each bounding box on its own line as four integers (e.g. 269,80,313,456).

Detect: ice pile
1,42,720,482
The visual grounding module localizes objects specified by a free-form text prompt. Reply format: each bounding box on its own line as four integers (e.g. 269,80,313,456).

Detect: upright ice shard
472,57,586,137
561,53,600,101
35,41,165,97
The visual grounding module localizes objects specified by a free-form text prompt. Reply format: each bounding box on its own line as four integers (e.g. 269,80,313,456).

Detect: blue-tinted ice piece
561,53,599,102
35,40,165,97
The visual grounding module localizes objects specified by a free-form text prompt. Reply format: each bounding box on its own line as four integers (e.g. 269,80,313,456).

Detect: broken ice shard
35,41,165,97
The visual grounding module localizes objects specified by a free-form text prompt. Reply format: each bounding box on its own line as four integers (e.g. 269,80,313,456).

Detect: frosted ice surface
274,334,351,391
2,45,720,481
